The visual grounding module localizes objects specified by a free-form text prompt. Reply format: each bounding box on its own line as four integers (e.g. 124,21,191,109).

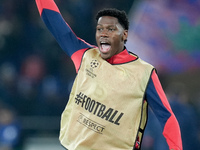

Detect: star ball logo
86,60,99,78
90,60,99,69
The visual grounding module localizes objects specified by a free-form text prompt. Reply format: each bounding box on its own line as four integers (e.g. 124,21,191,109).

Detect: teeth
100,42,109,45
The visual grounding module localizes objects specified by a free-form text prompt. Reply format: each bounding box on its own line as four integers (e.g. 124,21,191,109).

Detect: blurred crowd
0,0,134,116
0,0,200,149
0,0,133,149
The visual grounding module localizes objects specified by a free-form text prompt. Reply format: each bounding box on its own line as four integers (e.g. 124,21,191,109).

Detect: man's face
96,16,128,60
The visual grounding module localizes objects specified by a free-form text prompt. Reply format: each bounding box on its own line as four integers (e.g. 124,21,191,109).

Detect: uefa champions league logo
90,60,99,68
86,60,99,78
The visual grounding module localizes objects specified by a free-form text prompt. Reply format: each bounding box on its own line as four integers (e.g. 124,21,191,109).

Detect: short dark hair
95,8,129,30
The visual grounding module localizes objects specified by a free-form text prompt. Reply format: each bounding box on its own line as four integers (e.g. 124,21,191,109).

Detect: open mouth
100,42,111,53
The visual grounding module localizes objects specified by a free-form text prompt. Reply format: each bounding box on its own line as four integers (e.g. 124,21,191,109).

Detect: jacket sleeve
35,0,94,72
145,70,182,150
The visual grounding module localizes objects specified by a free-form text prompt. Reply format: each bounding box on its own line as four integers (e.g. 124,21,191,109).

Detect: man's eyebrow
97,24,116,27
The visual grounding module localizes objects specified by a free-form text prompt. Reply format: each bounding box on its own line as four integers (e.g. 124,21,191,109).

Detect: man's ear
122,30,128,42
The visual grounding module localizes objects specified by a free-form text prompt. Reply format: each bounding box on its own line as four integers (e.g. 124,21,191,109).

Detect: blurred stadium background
0,0,199,149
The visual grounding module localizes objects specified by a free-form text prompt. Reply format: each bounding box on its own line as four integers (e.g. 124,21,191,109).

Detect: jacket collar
106,48,138,64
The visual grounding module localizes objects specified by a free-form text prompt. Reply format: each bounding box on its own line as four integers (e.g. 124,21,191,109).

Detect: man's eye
97,28,103,31
108,28,115,31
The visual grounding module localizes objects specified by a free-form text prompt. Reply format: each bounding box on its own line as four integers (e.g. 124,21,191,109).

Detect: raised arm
145,70,182,150
35,0,93,72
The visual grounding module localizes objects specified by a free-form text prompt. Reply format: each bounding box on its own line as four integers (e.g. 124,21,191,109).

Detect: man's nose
100,29,108,37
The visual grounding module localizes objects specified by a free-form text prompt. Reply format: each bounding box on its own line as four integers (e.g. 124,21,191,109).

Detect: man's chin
100,52,111,60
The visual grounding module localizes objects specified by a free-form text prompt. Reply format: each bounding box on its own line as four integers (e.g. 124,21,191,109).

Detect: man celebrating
35,0,182,149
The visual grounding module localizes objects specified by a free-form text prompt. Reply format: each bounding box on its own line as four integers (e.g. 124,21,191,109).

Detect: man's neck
106,48,138,64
